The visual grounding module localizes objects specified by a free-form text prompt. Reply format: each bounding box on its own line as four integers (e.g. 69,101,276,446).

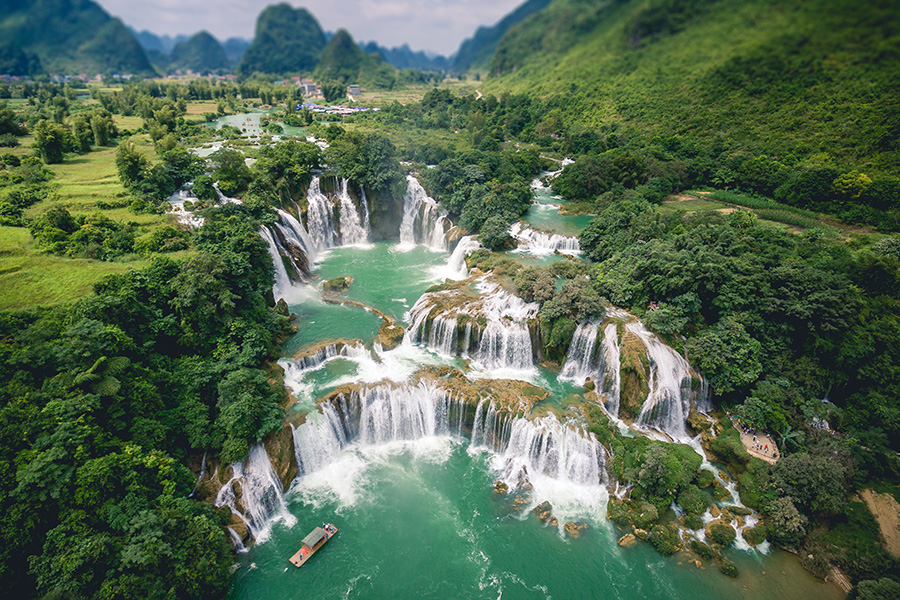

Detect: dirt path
861,489,900,558
731,418,778,464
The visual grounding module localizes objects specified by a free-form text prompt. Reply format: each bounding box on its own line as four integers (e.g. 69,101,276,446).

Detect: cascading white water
276,207,318,265
167,187,205,228
405,277,538,373
599,323,622,417
306,175,338,251
509,222,581,256
559,322,622,416
443,235,481,281
559,322,601,386
493,414,605,489
360,186,370,233
476,321,534,371
626,321,703,440
285,341,368,373
289,381,468,479
215,444,296,543
259,227,295,301
399,175,449,250
336,178,369,245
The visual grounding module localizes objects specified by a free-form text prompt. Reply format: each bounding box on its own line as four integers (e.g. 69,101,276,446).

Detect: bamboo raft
289,523,338,567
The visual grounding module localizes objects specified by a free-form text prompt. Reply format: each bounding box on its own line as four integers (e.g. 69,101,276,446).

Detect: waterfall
509,222,581,256
599,324,622,417
259,227,295,301
336,178,369,245
213,182,242,205
360,186,371,233
399,175,449,250
626,321,704,440
559,322,622,416
493,415,605,489
289,382,469,478
405,277,538,372
276,207,317,265
286,341,368,373
559,322,601,386
475,320,534,371
215,445,296,543
445,236,481,281
306,175,338,251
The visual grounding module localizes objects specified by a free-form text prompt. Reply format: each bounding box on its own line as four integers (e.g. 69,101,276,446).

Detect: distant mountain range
0,0,153,75
0,0,553,77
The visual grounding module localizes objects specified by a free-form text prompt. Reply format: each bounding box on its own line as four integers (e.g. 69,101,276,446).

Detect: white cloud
97,0,524,55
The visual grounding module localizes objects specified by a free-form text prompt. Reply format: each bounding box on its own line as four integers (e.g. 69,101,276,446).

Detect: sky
96,0,525,56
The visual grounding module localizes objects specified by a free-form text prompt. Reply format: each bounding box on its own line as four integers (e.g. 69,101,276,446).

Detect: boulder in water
275,298,290,316
633,528,650,541
532,500,553,522
323,276,353,293
618,533,637,547
565,521,588,539
549,517,558,527
378,321,405,351
493,480,509,494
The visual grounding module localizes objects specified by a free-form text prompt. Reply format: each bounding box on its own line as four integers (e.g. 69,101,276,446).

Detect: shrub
743,524,767,545
678,484,707,515
719,559,739,578
690,539,715,559
708,522,737,547
650,524,681,556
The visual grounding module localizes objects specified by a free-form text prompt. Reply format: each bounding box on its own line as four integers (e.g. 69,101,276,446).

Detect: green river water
220,172,842,599
225,238,842,600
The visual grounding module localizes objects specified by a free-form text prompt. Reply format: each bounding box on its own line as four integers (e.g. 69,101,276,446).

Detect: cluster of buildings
296,103,379,116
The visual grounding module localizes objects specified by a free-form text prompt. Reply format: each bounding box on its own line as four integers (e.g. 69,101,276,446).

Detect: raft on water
289,523,338,567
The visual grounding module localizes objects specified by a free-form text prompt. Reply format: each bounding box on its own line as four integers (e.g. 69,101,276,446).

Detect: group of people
731,416,779,460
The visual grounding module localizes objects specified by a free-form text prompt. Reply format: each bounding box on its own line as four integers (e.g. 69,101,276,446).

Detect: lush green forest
0,0,898,597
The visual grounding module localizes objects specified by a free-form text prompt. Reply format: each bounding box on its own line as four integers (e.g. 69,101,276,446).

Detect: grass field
2,123,183,310
0,226,150,310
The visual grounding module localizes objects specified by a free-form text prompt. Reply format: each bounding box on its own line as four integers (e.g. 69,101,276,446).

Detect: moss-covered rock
650,524,682,556
707,521,737,547
690,539,716,559
677,484,707,515
631,501,660,530
719,559,739,578
685,514,704,530
618,329,650,420
378,321,405,350
607,498,631,527
743,523,767,545
695,470,715,488
323,276,353,293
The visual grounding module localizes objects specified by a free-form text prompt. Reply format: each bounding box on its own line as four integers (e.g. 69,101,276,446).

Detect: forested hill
169,31,231,73
483,0,900,178
451,0,552,72
237,3,327,76
0,0,153,75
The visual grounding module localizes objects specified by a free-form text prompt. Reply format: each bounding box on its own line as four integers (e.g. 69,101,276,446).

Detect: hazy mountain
362,42,450,72
0,43,43,76
130,28,189,55
0,0,153,75
451,0,551,72
222,37,251,65
316,29,394,87
169,31,230,73
238,3,327,76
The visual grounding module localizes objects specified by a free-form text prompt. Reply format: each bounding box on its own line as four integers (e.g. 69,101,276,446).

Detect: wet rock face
533,500,553,522
565,521,588,539
323,276,353,293
618,533,637,547
378,321,405,350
